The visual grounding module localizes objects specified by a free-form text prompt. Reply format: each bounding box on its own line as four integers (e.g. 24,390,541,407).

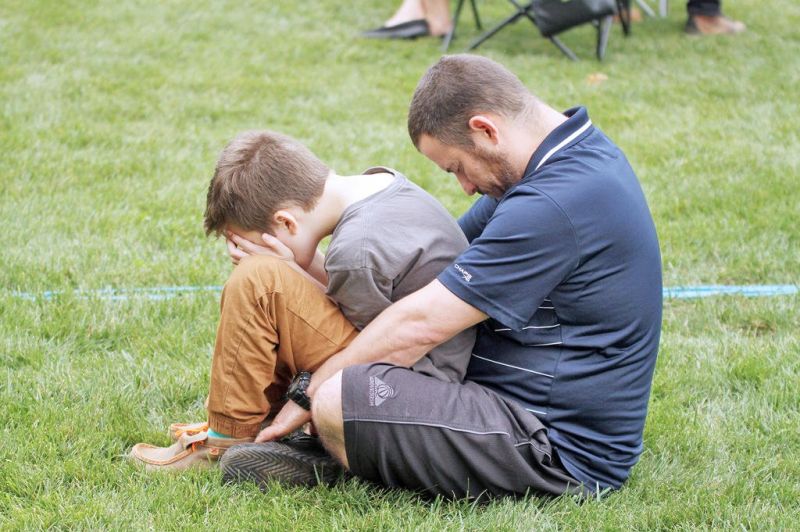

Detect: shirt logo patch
368,376,396,407
454,263,472,282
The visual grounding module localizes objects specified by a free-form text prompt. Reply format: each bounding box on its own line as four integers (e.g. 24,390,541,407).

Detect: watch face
290,372,309,391
287,372,312,410
288,372,310,394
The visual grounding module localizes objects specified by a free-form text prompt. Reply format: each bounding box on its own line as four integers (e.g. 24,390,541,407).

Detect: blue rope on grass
664,285,798,299
11,285,224,302
8,284,798,302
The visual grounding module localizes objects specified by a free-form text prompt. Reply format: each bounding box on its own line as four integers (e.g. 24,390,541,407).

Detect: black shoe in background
362,19,431,39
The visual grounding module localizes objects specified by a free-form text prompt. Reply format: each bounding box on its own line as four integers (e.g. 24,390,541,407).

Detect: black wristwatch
286,371,312,411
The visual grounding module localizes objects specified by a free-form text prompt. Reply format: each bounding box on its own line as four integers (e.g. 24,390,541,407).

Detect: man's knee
312,370,348,467
313,370,344,426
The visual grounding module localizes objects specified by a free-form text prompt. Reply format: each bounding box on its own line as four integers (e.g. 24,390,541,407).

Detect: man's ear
468,115,501,145
272,209,299,235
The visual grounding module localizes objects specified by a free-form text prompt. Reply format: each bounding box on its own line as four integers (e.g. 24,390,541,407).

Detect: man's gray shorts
341,363,584,500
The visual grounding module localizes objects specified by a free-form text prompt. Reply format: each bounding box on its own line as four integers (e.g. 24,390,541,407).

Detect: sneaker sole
220,442,344,488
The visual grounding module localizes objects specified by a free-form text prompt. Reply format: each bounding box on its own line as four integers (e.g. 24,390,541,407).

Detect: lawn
1,0,799,529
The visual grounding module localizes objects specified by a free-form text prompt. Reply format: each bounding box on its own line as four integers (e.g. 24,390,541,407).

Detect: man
224,54,663,499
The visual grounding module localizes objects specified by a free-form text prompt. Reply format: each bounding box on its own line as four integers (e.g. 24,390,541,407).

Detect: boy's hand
226,231,295,265
254,400,311,442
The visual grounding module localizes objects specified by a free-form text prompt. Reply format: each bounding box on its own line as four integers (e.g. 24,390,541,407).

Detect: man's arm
458,195,499,243
309,279,486,394
255,279,487,441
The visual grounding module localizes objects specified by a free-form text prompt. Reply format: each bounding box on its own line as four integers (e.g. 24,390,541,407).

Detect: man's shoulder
515,134,633,211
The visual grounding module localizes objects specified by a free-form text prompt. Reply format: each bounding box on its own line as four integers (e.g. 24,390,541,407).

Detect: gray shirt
325,167,475,383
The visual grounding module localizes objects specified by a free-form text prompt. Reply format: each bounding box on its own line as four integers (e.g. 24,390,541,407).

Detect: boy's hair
407,54,533,149
204,130,329,236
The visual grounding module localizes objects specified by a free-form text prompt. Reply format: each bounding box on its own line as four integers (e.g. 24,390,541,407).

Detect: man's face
417,134,518,198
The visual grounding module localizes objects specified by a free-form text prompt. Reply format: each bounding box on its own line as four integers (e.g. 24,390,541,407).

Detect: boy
130,130,475,471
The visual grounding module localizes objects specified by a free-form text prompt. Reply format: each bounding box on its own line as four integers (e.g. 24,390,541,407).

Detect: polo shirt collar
524,106,594,178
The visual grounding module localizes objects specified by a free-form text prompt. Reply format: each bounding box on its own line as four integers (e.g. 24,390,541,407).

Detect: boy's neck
306,170,397,241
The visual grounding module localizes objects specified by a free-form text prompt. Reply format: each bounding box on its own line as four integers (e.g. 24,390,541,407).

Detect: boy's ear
273,209,299,235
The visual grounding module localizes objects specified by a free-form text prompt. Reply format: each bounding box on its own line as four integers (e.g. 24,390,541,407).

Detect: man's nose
457,175,476,195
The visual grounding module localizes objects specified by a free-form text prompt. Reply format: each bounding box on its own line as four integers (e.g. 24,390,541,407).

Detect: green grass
1,0,798,529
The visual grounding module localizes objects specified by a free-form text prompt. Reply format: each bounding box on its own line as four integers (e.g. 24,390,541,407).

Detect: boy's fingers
261,233,293,259
226,238,245,257
226,238,237,255
255,402,309,442
238,238,258,252
235,235,274,255
255,424,284,443
229,232,252,250
259,234,281,251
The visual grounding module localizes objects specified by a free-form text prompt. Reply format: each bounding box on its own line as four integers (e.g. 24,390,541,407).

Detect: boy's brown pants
207,255,358,438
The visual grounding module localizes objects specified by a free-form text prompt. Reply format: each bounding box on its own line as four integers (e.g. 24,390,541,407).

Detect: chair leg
659,0,668,17
468,11,525,50
469,0,483,29
550,36,579,61
617,0,631,36
516,2,578,60
596,15,613,60
634,0,656,17
442,0,467,52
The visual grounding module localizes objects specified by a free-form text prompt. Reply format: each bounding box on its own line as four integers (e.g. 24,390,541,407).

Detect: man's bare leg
312,370,349,468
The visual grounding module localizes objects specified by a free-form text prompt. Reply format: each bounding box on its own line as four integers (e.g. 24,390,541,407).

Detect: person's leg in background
686,0,745,35
363,0,452,39
384,0,425,28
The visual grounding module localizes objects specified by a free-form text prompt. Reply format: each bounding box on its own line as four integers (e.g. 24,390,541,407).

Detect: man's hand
254,400,311,442
226,231,295,265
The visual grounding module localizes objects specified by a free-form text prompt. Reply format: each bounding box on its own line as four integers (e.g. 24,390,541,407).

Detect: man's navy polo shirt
438,107,662,491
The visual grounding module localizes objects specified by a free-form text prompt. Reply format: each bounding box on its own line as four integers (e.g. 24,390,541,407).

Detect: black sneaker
220,432,346,488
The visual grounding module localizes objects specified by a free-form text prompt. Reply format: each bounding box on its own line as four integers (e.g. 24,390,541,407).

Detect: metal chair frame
442,0,483,51
634,0,668,17
443,0,621,61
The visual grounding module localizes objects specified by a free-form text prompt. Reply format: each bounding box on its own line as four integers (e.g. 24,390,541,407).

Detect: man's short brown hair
204,130,329,236
407,54,533,148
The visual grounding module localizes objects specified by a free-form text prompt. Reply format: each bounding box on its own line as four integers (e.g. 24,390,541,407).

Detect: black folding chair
443,0,624,61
